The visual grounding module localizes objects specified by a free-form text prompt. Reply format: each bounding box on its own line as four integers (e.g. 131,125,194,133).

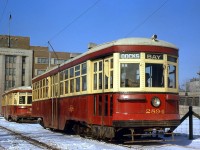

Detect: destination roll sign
146,53,163,60
120,53,140,59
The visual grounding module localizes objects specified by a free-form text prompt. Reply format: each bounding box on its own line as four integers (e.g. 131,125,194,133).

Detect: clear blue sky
0,0,200,86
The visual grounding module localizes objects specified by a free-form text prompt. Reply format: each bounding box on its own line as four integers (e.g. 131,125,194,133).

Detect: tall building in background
0,35,33,98
32,46,80,77
0,35,81,113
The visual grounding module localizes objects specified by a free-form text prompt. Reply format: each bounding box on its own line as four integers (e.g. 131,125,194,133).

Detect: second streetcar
2,86,36,122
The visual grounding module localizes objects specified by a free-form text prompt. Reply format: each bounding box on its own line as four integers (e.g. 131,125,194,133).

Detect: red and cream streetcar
2,86,35,122
32,35,180,142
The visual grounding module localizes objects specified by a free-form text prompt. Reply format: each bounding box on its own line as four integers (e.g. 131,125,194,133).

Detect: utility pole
8,13,12,48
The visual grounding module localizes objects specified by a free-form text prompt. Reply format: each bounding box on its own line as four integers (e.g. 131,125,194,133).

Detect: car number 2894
146,109,164,114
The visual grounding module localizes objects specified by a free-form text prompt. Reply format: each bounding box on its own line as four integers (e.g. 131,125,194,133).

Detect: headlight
151,97,161,107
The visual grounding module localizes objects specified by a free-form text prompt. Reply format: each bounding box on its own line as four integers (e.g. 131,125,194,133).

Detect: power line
125,0,169,37
49,0,101,42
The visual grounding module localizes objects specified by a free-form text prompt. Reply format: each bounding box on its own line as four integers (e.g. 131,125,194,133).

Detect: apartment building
32,46,80,77
0,35,80,112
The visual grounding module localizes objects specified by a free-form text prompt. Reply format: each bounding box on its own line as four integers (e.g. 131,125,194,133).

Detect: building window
37,69,46,75
5,55,16,90
37,58,49,64
22,68,25,75
5,55,16,63
54,59,65,65
22,56,26,64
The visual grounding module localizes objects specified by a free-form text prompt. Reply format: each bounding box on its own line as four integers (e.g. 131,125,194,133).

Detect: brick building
0,35,80,112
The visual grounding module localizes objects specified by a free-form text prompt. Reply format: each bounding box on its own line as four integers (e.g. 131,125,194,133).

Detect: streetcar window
167,56,177,62
70,68,74,78
120,63,140,87
82,76,87,91
110,71,113,88
70,79,74,93
55,84,58,97
94,62,98,90
81,63,87,74
110,59,113,68
99,73,102,89
168,65,176,88
75,65,80,71
99,61,102,71
64,69,68,79
76,77,80,92
60,71,64,81
105,75,108,89
45,86,48,97
94,74,97,90
104,60,109,89
93,60,105,91
54,74,58,83
94,62,97,72
60,82,64,95
14,98,17,104
27,96,32,104
145,63,164,87
75,65,80,76
19,96,25,104
65,80,68,94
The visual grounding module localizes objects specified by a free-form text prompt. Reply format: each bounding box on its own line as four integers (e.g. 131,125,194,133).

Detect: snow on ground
0,116,200,150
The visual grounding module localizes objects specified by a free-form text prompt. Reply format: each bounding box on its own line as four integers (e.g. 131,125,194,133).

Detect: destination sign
146,53,163,60
120,53,140,59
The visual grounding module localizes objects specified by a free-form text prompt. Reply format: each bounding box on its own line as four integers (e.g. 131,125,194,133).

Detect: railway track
0,125,60,150
0,116,198,150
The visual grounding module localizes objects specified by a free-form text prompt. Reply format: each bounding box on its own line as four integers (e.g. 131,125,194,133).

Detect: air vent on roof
88,42,97,50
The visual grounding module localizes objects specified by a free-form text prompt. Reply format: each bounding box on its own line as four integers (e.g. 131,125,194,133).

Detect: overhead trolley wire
125,0,169,37
49,0,101,42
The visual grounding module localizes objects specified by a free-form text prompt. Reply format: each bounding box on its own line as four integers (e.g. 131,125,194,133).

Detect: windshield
120,63,140,87
145,63,164,87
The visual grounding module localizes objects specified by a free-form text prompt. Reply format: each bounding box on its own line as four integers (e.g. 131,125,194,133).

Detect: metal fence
175,106,200,139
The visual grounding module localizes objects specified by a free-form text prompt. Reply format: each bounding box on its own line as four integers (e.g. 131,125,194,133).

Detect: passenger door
93,94,113,126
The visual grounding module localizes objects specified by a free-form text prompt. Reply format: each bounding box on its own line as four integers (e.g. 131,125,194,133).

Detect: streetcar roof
33,37,178,80
90,37,178,51
114,37,178,49
3,86,32,95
